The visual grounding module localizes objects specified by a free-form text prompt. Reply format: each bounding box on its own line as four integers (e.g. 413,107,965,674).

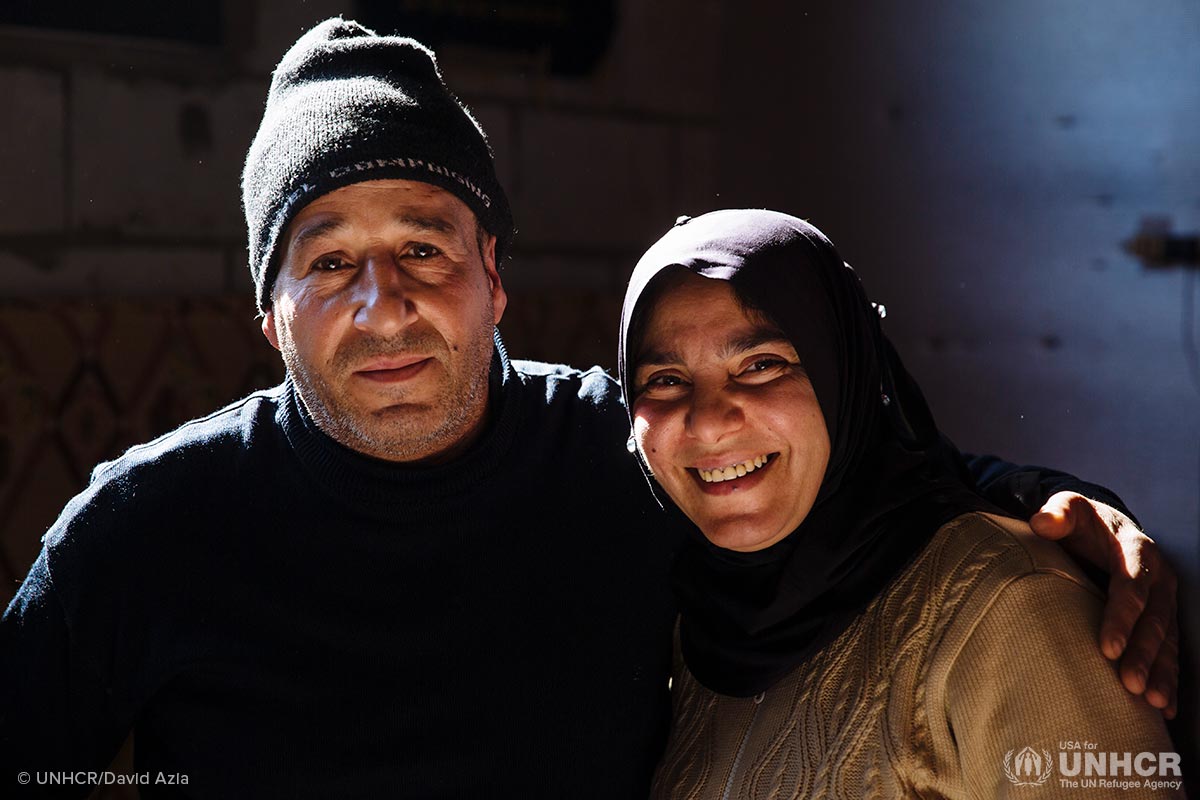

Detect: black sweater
1,350,679,798
0,344,1129,798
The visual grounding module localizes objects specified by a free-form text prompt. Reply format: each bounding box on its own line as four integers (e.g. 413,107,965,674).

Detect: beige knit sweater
651,513,1182,799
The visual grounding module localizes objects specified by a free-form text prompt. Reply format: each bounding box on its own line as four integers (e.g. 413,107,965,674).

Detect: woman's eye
737,357,798,383
746,358,786,373
638,373,688,395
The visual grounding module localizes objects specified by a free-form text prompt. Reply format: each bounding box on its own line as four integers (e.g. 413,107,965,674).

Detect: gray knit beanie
242,17,514,311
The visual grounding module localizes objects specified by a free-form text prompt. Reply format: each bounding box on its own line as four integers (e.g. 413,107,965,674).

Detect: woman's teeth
698,455,771,483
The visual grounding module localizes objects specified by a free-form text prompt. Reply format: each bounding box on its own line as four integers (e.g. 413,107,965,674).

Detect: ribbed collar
276,330,523,519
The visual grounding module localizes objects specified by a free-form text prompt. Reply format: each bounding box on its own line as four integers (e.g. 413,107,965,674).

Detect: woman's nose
686,386,743,443
353,257,416,336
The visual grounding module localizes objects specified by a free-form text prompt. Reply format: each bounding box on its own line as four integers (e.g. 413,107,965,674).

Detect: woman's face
631,273,831,552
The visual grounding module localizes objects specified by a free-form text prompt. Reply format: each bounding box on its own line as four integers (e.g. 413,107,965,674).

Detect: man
0,18,1178,798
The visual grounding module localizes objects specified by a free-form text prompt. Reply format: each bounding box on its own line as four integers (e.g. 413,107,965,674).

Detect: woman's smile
687,453,780,498
694,452,776,484
631,273,830,552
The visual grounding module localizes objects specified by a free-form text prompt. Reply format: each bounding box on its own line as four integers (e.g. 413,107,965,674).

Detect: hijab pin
872,302,887,319
881,392,892,407
626,434,638,453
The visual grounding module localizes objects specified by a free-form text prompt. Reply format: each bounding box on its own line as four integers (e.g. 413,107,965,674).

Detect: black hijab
618,210,996,697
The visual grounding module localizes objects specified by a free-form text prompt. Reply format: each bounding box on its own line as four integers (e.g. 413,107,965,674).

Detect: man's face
262,179,507,464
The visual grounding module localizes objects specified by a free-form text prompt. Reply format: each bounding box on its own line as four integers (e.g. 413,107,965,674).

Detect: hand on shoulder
1029,492,1178,718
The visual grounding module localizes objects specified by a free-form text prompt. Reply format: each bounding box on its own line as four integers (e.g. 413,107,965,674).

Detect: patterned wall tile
0,298,283,607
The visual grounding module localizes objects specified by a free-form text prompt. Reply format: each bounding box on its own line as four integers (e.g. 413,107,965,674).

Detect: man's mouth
696,453,775,483
353,356,433,383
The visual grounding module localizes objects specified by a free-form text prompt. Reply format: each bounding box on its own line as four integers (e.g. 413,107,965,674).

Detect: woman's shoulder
897,511,1108,692
917,510,1103,610
919,515,1176,794
841,511,1103,675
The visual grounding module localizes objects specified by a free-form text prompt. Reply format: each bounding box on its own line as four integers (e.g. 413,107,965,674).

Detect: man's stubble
281,300,496,463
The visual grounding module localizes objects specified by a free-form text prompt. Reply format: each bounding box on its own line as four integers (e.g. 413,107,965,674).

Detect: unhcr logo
1003,742,1184,791
1005,746,1054,786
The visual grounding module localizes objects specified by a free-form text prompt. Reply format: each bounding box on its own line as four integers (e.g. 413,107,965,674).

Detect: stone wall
0,0,723,364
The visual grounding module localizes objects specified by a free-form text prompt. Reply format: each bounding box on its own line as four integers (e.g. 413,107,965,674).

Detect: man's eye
312,256,351,271
408,243,441,258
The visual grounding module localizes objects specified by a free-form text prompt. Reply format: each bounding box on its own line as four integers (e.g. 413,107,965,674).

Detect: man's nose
686,385,743,444
353,256,416,336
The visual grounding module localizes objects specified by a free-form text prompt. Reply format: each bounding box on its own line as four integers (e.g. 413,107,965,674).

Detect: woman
617,210,1179,798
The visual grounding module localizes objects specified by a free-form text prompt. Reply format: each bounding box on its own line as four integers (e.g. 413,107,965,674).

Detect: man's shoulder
40,385,287,577
47,385,285,547
89,384,285,486
511,359,625,409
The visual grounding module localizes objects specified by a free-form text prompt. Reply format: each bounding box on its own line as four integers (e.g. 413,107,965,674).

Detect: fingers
1028,491,1078,541
1108,554,1176,705
1100,550,1152,661
1032,492,1118,573
1143,615,1180,719
1030,491,1181,719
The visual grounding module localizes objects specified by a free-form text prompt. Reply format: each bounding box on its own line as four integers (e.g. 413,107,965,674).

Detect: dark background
0,0,1196,780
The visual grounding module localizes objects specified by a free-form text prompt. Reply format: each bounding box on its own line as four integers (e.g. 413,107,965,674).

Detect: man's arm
964,454,1179,718
965,453,1137,524
0,550,132,795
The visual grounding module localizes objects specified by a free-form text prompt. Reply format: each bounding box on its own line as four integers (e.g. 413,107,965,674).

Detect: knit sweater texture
651,513,1180,800
0,349,679,798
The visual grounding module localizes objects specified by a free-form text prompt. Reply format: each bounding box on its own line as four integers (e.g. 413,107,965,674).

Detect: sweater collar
277,329,522,516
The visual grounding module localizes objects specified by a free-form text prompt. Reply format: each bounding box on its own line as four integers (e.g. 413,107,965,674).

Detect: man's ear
482,234,507,325
261,309,281,351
